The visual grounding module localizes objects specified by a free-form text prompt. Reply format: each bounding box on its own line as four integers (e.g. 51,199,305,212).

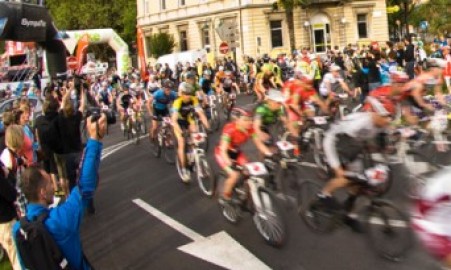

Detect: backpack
15,211,71,270
37,116,62,154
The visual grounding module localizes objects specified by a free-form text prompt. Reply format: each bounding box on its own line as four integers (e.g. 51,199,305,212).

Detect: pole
404,0,409,37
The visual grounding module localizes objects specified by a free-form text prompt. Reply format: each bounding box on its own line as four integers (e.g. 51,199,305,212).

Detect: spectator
367,51,382,91
0,134,20,270
1,125,27,217
56,88,85,199
34,96,61,196
443,46,451,93
396,42,405,68
15,105,37,166
404,37,415,79
13,114,105,270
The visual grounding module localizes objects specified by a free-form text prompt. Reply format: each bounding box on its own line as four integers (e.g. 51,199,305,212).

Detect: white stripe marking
101,135,147,160
132,198,204,241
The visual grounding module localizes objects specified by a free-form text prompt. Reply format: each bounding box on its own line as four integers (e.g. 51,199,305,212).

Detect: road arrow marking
132,198,271,270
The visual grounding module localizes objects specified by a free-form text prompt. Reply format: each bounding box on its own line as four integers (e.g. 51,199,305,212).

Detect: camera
86,107,101,122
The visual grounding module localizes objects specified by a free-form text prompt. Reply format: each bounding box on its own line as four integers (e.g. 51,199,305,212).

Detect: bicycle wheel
211,107,221,131
298,180,337,233
151,132,162,158
404,150,437,199
135,121,141,145
163,128,176,164
252,187,287,247
364,199,413,262
196,155,216,197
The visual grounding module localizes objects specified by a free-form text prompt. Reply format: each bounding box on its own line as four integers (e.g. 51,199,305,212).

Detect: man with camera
13,113,106,270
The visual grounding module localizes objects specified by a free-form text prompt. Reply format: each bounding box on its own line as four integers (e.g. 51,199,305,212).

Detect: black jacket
0,168,17,223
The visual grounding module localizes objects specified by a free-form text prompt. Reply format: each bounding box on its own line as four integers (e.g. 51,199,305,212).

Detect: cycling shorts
413,222,451,260
214,147,248,171
152,108,170,121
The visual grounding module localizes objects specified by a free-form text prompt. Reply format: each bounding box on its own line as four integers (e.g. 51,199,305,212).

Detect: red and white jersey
412,167,451,238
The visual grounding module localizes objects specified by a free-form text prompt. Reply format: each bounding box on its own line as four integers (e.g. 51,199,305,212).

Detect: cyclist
117,85,136,131
401,58,447,125
220,70,240,108
255,69,277,102
411,167,451,268
172,83,210,182
215,106,274,205
319,100,393,231
149,79,177,140
319,65,353,99
199,70,214,96
97,81,112,107
214,66,225,89
254,89,287,146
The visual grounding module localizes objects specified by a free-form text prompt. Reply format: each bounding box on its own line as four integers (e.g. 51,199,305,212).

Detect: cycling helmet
231,106,254,118
366,96,393,116
330,65,341,72
266,89,286,103
218,66,224,71
185,72,196,80
390,71,409,83
163,79,174,89
179,82,194,95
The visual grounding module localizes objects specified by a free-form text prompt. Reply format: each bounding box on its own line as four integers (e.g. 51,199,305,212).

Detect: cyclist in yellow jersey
172,83,210,182
255,70,276,102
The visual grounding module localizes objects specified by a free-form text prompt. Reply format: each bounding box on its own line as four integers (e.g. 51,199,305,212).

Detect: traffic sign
67,56,78,70
219,42,229,54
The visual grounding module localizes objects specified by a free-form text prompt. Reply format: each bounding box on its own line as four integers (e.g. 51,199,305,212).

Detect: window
270,20,283,48
180,31,188,51
161,0,166,10
180,0,185,5
145,36,152,57
357,14,368,39
202,28,210,48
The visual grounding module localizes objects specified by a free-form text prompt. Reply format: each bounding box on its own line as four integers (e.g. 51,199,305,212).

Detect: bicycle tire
151,133,162,158
252,187,287,247
298,180,337,233
163,129,176,164
196,155,216,197
364,199,413,262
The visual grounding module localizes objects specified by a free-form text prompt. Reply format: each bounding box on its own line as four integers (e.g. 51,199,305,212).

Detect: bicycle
175,132,215,197
223,91,237,121
207,94,221,131
123,108,135,141
216,159,287,247
151,116,176,164
298,166,411,262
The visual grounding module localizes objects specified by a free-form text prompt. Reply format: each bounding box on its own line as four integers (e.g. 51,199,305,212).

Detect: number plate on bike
276,141,294,151
313,116,327,125
192,133,206,144
338,93,348,99
127,108,134,115
245,162,268,176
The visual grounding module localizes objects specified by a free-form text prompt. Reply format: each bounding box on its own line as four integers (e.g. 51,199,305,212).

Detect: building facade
137,0,389,62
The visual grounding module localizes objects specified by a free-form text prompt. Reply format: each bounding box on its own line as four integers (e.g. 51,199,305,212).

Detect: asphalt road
81,95,445,270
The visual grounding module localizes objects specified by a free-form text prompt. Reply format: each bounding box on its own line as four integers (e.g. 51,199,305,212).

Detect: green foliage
45,0,137,46
0,40,4,55
409,0,451,35
148,33,176,59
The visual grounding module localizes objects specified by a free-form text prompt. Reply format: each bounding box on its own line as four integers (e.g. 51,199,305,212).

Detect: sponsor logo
21,18,46,28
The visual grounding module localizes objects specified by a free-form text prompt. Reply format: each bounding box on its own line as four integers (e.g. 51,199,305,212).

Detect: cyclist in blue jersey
149,79,178,140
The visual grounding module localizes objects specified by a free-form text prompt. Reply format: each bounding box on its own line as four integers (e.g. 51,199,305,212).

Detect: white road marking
101,135,147,160
133,198,271,270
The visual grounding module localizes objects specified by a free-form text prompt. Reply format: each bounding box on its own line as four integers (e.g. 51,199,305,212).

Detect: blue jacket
13,139,103,270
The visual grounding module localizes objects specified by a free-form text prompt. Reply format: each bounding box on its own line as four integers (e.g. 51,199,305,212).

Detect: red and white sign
67,56,78,70
219,42,229,54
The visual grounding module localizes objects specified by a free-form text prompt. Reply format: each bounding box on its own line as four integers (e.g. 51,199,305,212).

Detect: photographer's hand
87,114,107,141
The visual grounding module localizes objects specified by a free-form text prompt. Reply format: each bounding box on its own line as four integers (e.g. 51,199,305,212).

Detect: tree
148,33,176,58
409,0,451,35
386,0,420,37
274,0,307,52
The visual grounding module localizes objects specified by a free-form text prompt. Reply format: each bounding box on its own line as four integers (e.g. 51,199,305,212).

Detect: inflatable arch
61,29,130,76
